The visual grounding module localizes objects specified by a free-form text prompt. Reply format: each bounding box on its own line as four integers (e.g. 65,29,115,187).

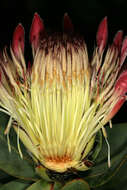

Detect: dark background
0,0,127,124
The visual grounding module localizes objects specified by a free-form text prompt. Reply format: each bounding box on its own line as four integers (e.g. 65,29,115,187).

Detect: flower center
44,155,76,172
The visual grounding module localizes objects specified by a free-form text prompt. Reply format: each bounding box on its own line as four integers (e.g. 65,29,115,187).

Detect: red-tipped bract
96,17,108,53
12,24,24,58
30,13,45,51
63,13,74,33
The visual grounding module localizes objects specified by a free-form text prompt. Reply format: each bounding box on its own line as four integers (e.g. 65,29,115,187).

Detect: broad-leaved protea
0,13,127,176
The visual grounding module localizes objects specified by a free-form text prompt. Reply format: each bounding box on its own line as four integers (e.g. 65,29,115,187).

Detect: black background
0,0,127,124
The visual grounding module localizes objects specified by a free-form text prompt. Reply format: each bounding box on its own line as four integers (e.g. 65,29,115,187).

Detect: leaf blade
26,180,51,190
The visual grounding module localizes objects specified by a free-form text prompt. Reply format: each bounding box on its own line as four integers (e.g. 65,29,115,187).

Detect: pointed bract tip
120,36,127,65
30,12,45,51
115,70,127,95
121,36,127,56
105,97,125,123
96,17,108,53
105,69,127,123
12,24,25,58
112,30,123,52
63,13,74,33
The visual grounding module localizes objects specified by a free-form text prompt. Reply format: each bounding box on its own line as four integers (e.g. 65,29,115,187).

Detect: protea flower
0,13,127,175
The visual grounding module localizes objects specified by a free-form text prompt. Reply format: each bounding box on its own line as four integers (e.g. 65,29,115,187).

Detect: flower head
0,13,127,173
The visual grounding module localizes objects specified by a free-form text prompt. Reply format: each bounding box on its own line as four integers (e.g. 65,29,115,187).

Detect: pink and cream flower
0,13,127,173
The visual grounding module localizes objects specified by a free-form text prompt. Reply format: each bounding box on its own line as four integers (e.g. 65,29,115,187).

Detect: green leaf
0,112,38,181
91,130,102,161
0,170,10,180
0,133,38,181
0,180,30,190
61,179,90,190
0,170,15,184
94,155,127,190
26,180,51,190
82,123,127,188
53,182,63,190
0,112,34,161
35,166,52,182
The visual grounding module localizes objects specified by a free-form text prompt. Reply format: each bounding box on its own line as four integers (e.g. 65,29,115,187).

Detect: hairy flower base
0,14,127,174
44,155,75,172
